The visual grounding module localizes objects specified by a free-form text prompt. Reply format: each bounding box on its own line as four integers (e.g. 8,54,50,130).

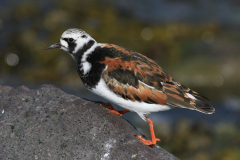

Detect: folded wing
100,44,215,114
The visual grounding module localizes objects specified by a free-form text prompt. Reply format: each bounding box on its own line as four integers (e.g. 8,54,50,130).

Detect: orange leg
99,102,130,117
135,118,160,147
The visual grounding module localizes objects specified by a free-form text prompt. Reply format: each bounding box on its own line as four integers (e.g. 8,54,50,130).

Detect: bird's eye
68,38,74,43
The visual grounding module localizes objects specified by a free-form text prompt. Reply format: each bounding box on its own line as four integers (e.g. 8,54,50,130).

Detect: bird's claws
135,135,160,147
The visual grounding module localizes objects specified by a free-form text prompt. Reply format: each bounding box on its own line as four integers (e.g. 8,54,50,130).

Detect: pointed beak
44,41,61,50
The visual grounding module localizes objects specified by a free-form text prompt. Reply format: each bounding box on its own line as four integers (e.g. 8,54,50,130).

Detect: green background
1,0,240,159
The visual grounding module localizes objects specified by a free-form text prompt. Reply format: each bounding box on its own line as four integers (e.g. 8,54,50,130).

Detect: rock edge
0,84,179,160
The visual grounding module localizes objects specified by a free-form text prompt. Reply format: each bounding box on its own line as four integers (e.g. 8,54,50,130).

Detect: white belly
90,78,172,117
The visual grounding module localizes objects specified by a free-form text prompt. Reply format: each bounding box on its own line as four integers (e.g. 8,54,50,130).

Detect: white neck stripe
80,42,98,75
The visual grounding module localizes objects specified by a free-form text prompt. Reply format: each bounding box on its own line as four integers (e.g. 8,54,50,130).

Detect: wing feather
99,44,214,114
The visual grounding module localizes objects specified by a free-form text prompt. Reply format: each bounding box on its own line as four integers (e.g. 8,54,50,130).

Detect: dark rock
0,84,179,160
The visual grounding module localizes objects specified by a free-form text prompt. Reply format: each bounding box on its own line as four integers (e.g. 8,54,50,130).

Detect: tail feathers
194,100,215,114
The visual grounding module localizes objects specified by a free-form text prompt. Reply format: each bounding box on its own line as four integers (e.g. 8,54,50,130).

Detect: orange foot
99,102,130,117
135,135,160,147
135,118,160,147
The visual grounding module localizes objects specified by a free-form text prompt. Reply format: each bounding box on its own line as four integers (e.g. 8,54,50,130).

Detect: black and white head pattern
59,28,95,55
59,28,97,75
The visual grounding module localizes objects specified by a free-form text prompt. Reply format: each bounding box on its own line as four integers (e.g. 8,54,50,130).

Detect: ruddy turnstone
44,28,215,147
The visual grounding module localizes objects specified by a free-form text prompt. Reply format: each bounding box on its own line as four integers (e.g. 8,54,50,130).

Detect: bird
44,28,215,147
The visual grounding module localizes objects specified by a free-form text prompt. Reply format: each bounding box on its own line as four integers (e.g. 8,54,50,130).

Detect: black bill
44,41,61,50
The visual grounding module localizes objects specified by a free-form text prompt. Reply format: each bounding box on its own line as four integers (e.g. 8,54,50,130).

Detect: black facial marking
75,40,95,56
68,41,77,53
81,35,87,38
68,38,74,43
62,38,76,53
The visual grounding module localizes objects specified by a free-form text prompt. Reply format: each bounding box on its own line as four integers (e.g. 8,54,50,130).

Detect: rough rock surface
0,84,179,160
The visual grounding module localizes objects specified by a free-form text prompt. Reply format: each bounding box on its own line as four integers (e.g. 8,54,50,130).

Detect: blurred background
1,0,240,159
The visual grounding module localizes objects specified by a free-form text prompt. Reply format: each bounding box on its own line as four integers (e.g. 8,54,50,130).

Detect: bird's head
44,28,96,56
